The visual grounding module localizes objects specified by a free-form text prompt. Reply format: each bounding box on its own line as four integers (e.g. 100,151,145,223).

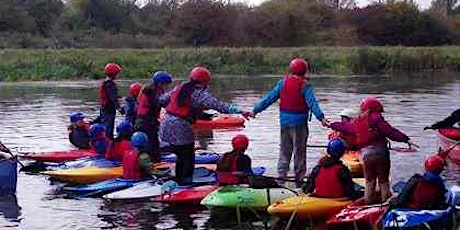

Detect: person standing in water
251,58,329,187
99,63,124,140
160,66,252,185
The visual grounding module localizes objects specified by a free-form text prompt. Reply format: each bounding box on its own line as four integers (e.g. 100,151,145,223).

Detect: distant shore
1,47,459,81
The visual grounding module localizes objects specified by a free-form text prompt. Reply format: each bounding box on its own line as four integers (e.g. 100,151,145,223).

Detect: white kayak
103,180,177,200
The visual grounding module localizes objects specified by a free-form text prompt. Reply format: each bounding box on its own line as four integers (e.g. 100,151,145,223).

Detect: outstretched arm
252,80,282,115
302,84,325,122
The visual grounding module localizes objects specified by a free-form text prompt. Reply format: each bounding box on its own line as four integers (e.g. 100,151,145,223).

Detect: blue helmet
89,124,106,139
327,138,346,160
131,132,149,148
116,120,133,136
151,71,173,85
70,112,85,123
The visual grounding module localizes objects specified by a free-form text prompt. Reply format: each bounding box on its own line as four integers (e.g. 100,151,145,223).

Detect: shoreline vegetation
1,47,460,81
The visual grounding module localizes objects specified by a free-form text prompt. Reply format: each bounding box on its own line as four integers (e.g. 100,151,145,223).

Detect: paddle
0,144,25,168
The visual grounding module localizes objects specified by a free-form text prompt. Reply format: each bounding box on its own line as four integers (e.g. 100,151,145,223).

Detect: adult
160,67,251,185
99,63,124,140
251,58,329,186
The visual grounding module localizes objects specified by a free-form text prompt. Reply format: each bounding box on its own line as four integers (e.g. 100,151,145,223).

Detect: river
0,73,459,229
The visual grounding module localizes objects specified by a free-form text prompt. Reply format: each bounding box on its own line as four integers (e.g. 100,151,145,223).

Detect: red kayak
438,128,460,163
152,185,219,205
192,115,245,130
23,149,96,162
326,201,388,228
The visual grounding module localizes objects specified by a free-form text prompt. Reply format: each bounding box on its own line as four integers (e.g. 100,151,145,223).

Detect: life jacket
138,86,163,122
165,84,194,122
69,125,90,149
105,139,132,161
279,75,308,113
351,111,380,148
122,149,141,179
99,79,117,108
216,152,245,185
408,175,446,209
314,164,346,198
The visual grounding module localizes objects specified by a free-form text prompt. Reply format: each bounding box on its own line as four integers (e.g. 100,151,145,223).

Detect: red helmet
105,63,122,75
289,58,308,75
360,97,384,112
232,134,249,151
190,67,211,85
129,82,142,98
424,155,445,174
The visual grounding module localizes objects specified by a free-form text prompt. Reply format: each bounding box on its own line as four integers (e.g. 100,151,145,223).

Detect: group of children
66,59,457,210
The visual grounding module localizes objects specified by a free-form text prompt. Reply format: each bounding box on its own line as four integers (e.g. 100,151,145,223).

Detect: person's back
216,135,252,185
106,121,133,161
122,132,152,179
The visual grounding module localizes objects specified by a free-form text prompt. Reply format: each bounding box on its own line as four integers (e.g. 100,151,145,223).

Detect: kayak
342,151,363,178
42,162,174,184
63,178,152,197
152,185,219,204
45,157,121,170
23,149,96,162
326,201,388,228
103,180,173,200
160,150,221,164
438,129,460,163
193,115,245,129
201,185,298,209
0,159,17,195
267,195,352,221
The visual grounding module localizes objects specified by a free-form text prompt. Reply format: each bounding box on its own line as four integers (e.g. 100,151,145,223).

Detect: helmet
232,134,249,151
116,120,133,136
129,82,143,98
190,67,211,85
131,132,149,148
289,58,308,75
89,124,106,139
104,63,122,75
360,97,384,113
70,112,85,123
327,138,346,160
424,155,445,174
152,71,173,85
339,108,359,119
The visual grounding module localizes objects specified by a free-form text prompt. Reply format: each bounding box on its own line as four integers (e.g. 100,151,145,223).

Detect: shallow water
0,73,459,229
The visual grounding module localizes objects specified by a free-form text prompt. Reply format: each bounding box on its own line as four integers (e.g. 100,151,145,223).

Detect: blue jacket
253,79,325,128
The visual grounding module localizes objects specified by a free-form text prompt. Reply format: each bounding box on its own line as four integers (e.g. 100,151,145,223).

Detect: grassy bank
1,47,460,81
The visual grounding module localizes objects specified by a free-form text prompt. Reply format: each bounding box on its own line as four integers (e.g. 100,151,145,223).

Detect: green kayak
200,185,298,209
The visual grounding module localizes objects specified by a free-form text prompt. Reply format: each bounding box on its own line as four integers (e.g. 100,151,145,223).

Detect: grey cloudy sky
238,0,433,9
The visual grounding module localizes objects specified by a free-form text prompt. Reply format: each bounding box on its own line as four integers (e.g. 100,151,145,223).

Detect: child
124,82,142,127
88,124,109,156
390,155,447,210
122,132,153,179
105,120,134,161
68,112,90,149
251,58,329,186
329,108,360,150
99,63,124,140
216,134,253,185
302,138,361,200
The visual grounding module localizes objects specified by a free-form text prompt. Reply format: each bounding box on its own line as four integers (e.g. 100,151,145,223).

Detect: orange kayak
193,115,245,129
342,151,363,178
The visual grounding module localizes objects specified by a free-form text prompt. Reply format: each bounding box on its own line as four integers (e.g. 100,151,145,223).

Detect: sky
238,0,433,9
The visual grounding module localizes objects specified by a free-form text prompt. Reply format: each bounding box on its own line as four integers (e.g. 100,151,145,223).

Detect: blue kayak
0,159,17,195
63,178,151,198
160,150,220,164
45,157,121,170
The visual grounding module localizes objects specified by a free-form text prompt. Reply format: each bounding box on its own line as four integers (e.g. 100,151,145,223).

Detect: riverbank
1,47,460,81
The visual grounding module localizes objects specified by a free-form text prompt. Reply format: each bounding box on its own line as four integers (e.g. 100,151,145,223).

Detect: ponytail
178,80,198,107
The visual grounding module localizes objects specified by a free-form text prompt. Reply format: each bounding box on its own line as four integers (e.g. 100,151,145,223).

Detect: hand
423,126,433,130
241,111,255,120
407,140,420,149
321,118,331,127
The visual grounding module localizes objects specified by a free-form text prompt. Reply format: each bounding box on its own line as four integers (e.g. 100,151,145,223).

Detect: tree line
1,0,459,48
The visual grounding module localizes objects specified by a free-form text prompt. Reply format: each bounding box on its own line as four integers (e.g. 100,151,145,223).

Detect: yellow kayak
42,163,216,184
342,151,363,178
267,195,352,221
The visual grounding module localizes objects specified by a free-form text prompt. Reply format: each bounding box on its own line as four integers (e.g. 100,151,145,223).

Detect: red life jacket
217,153,243,185
315,164,346,198
106,140,132,161
122,149,141,179
408,178,445,209
99,80,110,107
165,84,193,121
138,86,163,120
351,111,379,148
279,75,308,113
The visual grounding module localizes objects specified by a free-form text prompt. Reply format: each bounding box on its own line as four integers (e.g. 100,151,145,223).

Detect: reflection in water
0,74,459,229
0,195,21,227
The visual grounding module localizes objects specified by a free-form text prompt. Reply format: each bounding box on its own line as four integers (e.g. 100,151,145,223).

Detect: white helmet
339,108,359,119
